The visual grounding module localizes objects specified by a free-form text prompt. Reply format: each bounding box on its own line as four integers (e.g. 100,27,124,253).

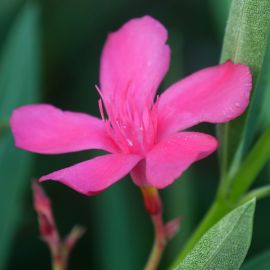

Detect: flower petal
100,16,170,107
145,132,218,188
10,104,117,154
157,61,252,138
40,154,141,195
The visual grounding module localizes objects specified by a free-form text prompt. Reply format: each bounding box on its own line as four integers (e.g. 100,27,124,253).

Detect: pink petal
144,132,218,188
10,104,117,154
40,154,141,195
157,61,252,138
100,16,170,108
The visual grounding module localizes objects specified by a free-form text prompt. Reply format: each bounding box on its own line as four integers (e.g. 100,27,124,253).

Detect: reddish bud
164,217,181,240
32,181,85,270
32,181,59,255
64,226,86,252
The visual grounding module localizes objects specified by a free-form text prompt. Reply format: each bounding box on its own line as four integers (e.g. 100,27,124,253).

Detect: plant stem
52,253,67,270
52,262,63,270
52,259,65,270
141,187,176,270
229,125,270,202
50,244,71,270
144,213,167,270
240,185,270,204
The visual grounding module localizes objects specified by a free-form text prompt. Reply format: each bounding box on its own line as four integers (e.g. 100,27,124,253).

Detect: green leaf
229,33,270,183
174,199,256,270
0,3,40,269
217,0,270,184
256,36,270,135
241,249,270,270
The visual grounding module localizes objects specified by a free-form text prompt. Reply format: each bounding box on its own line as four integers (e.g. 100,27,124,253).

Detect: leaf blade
174,199,256,270
217,0,270,182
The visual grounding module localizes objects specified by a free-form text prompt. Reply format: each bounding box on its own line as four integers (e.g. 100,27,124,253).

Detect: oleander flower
10,16,252,195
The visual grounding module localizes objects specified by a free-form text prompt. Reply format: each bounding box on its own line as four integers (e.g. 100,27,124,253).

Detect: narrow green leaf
217,0,270,182
0,3,40,269
241,249,270,270
257,36,270,133
229,33,270,181
174,199,256,270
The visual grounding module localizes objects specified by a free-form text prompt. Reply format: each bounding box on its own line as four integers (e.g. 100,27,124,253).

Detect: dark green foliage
0,3,40,269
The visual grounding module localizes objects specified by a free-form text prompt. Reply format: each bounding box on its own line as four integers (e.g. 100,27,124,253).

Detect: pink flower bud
32,181,59,255
64,226,86,252
32,181,85,270
165,217,181,240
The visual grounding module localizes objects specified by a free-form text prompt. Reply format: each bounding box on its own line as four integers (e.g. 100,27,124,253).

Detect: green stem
217,120,229,188
240,185,270,204
229,125,270,202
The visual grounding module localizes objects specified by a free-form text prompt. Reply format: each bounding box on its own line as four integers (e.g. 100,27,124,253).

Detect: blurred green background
0,0,269,269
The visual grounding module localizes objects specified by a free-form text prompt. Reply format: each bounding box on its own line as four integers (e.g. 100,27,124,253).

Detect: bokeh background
0,0,269,269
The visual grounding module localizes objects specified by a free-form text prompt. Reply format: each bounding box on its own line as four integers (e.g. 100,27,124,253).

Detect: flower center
97,86,159,155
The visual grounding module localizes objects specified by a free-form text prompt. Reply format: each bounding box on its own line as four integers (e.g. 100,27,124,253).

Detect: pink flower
10,16,252,195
